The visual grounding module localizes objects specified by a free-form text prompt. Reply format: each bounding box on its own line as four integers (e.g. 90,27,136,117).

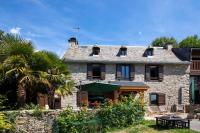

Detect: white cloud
138,31,142,36
10,27,21,34
25,38,32,41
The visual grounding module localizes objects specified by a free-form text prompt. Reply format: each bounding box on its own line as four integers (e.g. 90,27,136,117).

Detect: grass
108,120,200,133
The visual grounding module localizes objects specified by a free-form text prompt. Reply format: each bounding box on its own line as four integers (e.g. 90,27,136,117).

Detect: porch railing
191,60,200,73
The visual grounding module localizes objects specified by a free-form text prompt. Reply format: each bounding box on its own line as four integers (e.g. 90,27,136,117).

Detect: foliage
0,34,34,62
0,112,14,132
97,96,145,131
108,120,199,133
24,103,39,110
32,105,43,118
55,96,144,133
151,37,178,47
0,29,74,108
55,107,101,133
179,35,200,48
3,111,20,124
0,94,9,111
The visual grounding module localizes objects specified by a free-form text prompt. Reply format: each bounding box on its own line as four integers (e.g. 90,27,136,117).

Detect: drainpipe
191,77,195,104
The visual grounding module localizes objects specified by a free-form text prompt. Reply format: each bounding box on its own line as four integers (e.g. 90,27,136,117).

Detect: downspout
190,77,195,104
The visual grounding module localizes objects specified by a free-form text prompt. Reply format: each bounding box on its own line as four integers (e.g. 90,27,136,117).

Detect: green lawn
108,120,199,133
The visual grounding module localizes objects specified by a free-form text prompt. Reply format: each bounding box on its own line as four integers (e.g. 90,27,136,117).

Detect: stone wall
10,110,60,133
61,88,78,109
66,63,190,110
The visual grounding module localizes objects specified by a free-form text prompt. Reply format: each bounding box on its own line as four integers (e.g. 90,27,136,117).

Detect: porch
77,81,149,107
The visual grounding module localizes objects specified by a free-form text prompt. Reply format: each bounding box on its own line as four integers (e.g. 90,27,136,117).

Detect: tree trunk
17,86,26,107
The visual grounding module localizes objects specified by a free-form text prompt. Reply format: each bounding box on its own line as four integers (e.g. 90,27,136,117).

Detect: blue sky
1,0,200,57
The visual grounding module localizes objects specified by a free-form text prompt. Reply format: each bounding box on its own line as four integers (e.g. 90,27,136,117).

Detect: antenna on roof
72,27,80,38
73,27,80,32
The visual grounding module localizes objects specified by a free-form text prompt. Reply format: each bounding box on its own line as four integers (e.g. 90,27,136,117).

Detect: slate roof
63,45,190,64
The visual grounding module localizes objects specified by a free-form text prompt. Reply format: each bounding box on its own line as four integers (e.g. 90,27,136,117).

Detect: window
150,66,159,80
87,64,105,80
116,64,133,80
92,64,101,79
120,47,127,56
150,93,157,105
145,65,163,81
121,65,130,80
150,93,165,105
93,46,100,55
146,48,153,56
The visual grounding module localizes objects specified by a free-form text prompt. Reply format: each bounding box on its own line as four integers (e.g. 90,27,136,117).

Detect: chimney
68,37,78,49
165,44,173,50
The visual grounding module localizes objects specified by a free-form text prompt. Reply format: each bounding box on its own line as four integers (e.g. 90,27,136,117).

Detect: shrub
97,96,145,131
55,96,145,132
55,107,101,133
3,111,20,124
32,105,43,118
0,112,14,132
24,103,38,110
0,94,9,111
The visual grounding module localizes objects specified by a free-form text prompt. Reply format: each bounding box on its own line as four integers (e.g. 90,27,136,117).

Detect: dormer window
93,46,100,56
147,48,153,56
120,47,127,56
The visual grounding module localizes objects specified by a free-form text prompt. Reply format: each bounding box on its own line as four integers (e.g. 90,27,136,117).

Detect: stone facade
65,62,190,109
61,88,78,109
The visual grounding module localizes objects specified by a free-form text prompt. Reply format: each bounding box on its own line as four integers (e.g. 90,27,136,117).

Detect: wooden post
113,90,119,103
140,91,145,104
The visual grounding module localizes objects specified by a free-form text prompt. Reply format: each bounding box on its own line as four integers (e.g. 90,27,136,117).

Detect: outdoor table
156,115,190,128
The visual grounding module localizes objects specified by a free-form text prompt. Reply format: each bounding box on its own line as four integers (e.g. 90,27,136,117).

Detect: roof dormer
147,48,153,56
120,46,127,57
143,47,154,57
92,46,100,56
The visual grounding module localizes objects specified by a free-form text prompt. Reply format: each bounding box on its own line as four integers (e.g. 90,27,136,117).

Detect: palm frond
0,33,34,61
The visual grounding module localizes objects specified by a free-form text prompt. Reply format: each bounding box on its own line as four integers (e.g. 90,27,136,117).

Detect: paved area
190,119,200,132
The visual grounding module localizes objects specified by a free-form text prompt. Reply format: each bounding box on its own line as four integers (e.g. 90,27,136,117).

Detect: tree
179,35,200,48
0,30,73,108
151,37,178,47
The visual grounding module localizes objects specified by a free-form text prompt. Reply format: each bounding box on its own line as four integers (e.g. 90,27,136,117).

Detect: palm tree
0,31,74,108
0,33,34,62
30,51,74,108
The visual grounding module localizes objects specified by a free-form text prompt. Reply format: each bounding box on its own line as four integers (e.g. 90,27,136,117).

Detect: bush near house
54,107,101,133
97,96,145,131
55,96,145,133
0,112,14,132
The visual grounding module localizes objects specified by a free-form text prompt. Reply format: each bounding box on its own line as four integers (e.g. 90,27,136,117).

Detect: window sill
87,79,104,81
92,54,99,57
120,55,127,57
145,79,162,82
116,79,132,81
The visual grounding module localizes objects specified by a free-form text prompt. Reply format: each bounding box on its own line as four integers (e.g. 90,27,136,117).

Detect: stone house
61,37,194,111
